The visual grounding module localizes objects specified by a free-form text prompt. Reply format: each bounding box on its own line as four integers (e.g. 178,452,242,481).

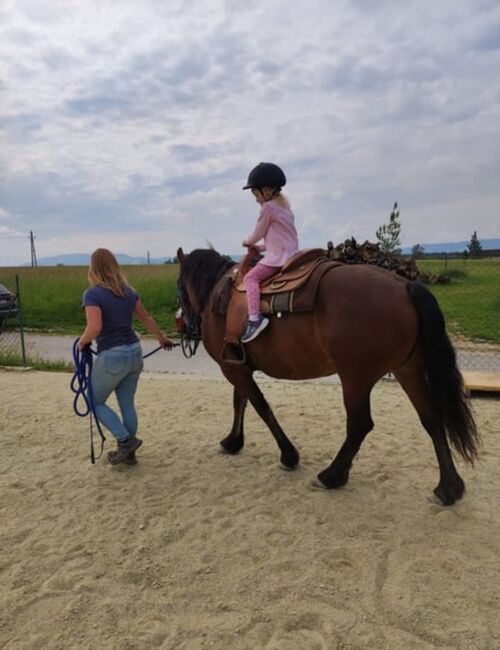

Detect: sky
1,0,499,265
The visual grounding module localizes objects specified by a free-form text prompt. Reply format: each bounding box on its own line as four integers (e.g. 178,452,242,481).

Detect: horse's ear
177,247,186,264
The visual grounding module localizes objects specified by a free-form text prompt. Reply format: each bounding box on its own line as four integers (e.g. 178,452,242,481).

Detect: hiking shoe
241,316,270,343
107,449,137,465
108,437,143,465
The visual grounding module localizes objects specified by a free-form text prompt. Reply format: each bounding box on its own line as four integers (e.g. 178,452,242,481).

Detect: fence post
15,274,27,367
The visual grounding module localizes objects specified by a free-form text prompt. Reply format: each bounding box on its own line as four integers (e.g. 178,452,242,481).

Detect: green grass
0,265,179,336
418,257,500,342
1,258,499,343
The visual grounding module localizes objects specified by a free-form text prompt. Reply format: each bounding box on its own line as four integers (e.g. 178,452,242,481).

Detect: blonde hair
88,248,129,297
272,192,291,209
260,187,291,208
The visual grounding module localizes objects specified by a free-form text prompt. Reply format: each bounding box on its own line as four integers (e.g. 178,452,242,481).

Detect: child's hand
243,241,260,254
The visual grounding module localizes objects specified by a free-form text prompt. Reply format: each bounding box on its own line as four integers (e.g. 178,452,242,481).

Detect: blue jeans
91,343,143,442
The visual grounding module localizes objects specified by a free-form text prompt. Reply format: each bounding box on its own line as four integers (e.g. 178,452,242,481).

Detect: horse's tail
407,281,479,463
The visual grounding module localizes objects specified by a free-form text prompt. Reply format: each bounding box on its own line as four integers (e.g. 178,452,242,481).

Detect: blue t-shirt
82,285,140,353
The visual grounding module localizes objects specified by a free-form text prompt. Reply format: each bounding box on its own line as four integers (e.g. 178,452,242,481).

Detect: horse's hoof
310,477,328,490
219,439,243,455
433,476,465,506
317,467,349,489
433,486,460,506
279,448,300,471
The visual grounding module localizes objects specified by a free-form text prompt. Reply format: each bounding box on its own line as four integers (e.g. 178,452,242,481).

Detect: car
0,283,18,323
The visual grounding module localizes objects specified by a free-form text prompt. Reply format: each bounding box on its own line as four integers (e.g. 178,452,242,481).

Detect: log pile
326,238,450,284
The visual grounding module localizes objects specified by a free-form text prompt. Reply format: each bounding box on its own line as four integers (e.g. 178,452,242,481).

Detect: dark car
0,283,18,323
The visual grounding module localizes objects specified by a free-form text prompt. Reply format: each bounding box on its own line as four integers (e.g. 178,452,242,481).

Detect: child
79,248,172,465
241,162,299,343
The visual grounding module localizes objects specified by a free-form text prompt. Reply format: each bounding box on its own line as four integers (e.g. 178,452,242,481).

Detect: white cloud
0,0,499,265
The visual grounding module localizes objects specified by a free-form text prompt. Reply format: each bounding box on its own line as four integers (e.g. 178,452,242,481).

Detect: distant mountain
27,237,500,265
401,238,500,255
29,253,174,266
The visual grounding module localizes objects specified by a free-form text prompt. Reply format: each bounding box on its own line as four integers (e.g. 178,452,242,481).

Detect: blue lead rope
71,339,106,464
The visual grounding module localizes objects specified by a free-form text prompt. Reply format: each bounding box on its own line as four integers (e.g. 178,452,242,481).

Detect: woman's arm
134,300,173,349
78,306,102,350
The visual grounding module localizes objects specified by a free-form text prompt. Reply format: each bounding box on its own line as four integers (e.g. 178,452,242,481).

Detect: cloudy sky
1,0,499,265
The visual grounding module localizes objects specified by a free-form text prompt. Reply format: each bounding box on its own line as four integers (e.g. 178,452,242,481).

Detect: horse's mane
182,248,236,311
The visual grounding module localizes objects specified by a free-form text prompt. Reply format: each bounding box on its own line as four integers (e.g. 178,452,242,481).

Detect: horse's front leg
222,368,300,470
220,388,247,455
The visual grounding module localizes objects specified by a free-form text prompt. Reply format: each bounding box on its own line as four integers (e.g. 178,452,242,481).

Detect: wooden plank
463,372,500,393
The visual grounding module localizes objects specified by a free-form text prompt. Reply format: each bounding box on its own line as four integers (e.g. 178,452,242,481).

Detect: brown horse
176,247,478,505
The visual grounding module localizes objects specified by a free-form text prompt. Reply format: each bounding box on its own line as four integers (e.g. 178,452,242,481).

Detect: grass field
418,257,499,342
0,265,179,336
0,258,499,342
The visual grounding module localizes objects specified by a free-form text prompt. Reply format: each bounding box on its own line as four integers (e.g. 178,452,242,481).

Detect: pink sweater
244,200,299,267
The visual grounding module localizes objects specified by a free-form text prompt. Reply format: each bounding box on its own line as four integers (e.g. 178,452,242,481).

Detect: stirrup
221,341,247,365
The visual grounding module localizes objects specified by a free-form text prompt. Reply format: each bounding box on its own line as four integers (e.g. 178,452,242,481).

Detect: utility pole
29,231,38,267
147,250,150,265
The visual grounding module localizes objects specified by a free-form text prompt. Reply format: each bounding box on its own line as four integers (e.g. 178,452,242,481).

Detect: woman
79,248,172,465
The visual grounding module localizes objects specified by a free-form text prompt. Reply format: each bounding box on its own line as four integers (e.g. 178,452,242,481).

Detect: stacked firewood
326,238,450,284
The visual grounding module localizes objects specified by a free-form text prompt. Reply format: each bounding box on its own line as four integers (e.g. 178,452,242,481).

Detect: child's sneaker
241,315,270,343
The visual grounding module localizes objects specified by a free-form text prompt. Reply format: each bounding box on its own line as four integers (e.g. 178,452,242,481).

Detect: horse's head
176,248,201,346
177,245,236,339
177,246,236,312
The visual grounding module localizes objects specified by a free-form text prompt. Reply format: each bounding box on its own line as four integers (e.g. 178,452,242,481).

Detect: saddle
212,248,342,344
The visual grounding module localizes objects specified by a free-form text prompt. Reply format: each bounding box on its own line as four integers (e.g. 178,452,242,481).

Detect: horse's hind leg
316,382,374,489
220,388,247,455
394,352,465,505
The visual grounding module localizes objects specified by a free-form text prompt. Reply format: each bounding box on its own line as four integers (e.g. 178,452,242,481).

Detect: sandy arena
1,370,499,649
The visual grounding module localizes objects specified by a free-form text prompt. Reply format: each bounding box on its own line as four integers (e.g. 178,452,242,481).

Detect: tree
467,231,482,258
411,243,425,259
376,201,401,252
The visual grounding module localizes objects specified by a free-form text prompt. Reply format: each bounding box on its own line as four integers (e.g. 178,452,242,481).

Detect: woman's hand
79,306,102,351
78,338,90,352
158,333,173,350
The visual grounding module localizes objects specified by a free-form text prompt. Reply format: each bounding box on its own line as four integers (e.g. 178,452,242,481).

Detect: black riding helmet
242,162,286,191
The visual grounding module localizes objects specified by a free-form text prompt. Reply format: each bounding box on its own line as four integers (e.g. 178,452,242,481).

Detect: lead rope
70,339,106,464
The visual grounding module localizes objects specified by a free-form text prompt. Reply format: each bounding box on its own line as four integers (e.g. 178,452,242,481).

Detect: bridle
176,278,202,358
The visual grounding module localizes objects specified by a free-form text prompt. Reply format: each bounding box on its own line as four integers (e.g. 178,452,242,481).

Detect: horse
176,246,479,505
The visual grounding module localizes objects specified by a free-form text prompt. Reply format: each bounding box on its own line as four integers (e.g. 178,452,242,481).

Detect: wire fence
0,275,26,367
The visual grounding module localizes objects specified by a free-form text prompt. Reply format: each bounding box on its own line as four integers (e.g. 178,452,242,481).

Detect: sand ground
0,370,499,650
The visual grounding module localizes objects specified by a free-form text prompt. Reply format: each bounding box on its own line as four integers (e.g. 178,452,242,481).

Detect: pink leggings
244,262,280,319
